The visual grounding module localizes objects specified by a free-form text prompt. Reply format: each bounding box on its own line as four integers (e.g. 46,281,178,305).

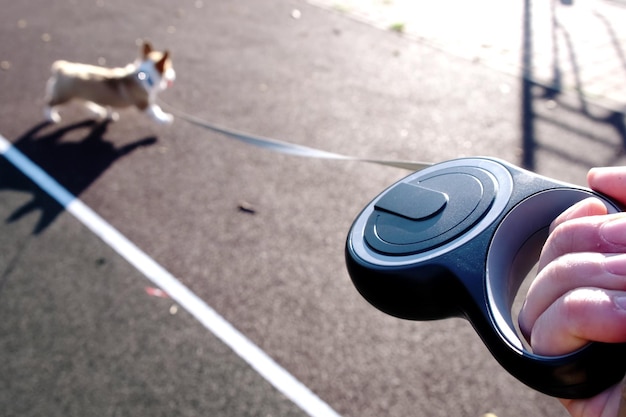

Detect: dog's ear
142,41,153,58
156,51,169,74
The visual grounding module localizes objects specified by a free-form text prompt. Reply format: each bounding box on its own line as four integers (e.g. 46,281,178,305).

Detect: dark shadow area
0,120,156,234
521,0,626,170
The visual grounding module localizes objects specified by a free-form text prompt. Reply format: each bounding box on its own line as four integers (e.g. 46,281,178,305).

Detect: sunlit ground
307,0,626,110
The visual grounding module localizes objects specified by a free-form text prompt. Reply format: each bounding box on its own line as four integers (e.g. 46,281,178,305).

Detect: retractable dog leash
345,157,626,399
164,102,626,399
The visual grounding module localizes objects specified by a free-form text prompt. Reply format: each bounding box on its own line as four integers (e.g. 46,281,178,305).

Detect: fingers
588,167,626,207
538,210,626,272
518,252,626,343
549,197,609,234
527,287,626,356
519,196,626,348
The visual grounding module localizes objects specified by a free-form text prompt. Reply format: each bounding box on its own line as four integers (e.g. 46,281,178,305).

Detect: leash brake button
374,182,448,221
364,167,497,256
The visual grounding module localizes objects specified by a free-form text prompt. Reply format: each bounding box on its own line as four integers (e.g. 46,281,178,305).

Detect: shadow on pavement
521,0,626,170
0,120,156,234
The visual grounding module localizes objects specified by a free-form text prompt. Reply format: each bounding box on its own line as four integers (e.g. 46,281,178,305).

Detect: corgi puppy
44,41,175,124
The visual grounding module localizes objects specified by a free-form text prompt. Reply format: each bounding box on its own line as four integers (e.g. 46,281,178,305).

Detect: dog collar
137,71,154,88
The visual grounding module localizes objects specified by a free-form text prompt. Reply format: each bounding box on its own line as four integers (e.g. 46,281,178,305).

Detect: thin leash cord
159,100,433,172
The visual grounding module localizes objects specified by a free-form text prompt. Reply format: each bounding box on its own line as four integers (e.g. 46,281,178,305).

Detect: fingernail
563,198,606,221
615,296,626,310
589,167,609,175
603,254,626,275
601,217,626,245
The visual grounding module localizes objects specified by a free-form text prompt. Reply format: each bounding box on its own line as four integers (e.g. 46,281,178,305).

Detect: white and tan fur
44,41,175,124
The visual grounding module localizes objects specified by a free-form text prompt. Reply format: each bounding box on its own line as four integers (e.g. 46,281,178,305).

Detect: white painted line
0,133,341,417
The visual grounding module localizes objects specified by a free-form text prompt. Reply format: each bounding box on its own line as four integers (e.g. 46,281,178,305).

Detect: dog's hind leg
43,78,63,123
44,77,65,123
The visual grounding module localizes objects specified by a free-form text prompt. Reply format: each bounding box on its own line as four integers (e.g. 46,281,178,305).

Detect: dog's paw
107,111,120,122
145,105,174,125
157,113,174,125
44,107,61,124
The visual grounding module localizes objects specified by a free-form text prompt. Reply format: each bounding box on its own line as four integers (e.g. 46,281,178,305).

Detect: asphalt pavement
1,1,625,416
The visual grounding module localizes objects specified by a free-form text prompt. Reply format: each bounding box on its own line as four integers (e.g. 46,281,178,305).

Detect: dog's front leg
145,104,173,124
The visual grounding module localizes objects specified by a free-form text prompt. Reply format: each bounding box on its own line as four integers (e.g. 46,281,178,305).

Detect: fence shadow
0,120,156,234
521,0,626,170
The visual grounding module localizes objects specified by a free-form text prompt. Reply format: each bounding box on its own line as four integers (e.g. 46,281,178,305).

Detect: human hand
518,167,626,417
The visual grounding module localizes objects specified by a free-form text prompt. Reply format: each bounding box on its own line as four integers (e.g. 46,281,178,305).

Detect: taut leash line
160,100,432,172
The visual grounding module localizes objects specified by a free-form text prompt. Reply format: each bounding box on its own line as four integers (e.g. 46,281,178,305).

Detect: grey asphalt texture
2,0,626,416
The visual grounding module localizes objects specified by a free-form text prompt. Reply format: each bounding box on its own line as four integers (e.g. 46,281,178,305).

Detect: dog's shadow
0,120,156,234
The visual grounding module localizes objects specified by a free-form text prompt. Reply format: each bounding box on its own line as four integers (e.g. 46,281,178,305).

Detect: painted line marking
0,133,341,417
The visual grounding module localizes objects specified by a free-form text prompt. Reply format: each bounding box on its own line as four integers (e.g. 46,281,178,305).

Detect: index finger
588,166,626,206
539,211,626,272
548,197,609,234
